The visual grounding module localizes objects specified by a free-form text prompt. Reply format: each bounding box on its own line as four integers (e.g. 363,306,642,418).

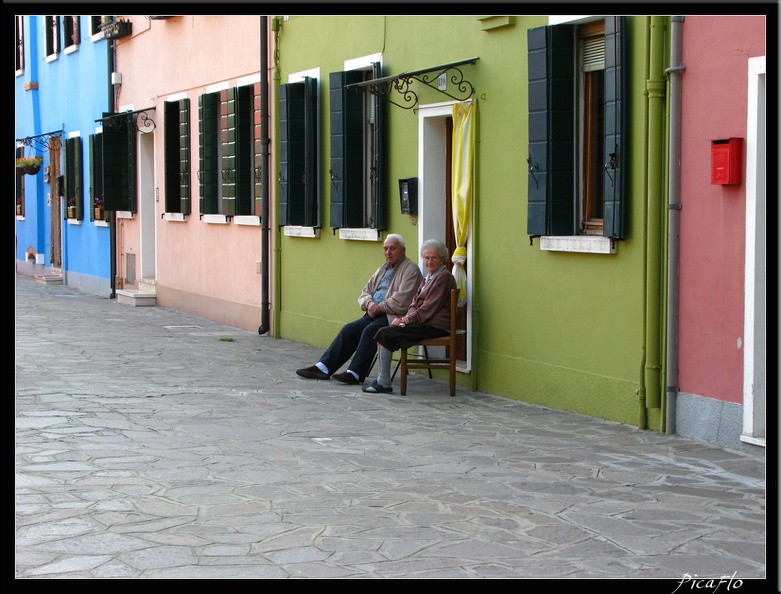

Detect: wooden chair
400,288,462,397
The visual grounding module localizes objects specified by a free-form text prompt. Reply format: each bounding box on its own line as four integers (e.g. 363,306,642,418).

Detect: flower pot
23,164,41,175
16,204,23,216
67,206,76,219
94,206,104,220
16,166,25,176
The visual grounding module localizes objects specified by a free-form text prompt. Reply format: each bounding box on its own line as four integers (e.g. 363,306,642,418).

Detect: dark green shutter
179,99,191,214
329,70,364,229
602,16,626,239
165,98,191,214
199,93,219,215
278,82,303,225
278,79,318,227
527,26,548,237
222,88,237,215
101,112,136,212
527,25,576,237
102,112,127,211
303,77,318,227
235,85,254,216
126,116,137,213
89,133,103,217
372,61,386,230
64,137,83,219
164,101,179,212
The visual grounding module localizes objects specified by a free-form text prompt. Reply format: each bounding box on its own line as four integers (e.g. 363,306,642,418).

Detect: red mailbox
711,137,743,185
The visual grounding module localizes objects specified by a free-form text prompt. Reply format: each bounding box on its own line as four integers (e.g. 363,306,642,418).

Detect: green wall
274,16,664,432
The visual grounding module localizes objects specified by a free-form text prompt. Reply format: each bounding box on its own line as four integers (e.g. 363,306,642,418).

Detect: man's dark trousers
320,314,389,380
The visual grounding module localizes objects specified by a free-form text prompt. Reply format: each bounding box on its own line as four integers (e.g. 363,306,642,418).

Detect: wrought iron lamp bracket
347,57,478,110
16,129,63,152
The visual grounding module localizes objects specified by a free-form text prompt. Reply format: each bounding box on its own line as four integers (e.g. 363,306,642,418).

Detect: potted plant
93,193,104,220
17,156,43,175
16,198,23,216
67,197,76,219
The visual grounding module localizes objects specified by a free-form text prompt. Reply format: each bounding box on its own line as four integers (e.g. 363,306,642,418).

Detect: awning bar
346,57,479,110
96,106,157,134
16,129,63,152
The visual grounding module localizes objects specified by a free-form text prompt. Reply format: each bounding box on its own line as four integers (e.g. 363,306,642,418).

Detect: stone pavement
15,272,768,581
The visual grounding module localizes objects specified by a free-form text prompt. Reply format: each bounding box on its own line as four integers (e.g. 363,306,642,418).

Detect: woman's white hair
420,238,448,262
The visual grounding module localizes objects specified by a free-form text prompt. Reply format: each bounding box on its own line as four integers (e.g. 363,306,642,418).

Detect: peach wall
111,16,273,329
677,16,765,403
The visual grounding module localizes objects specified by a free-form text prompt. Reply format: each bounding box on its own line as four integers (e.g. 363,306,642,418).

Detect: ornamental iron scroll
16,129,63,152
347,58,479,110
96,107,156,134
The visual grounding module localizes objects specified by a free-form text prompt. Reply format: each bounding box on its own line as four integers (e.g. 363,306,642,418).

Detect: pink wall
111,16,274,331
677,16,765,403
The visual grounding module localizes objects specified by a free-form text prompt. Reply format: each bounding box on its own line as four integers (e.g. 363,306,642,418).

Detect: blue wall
15,15,112,295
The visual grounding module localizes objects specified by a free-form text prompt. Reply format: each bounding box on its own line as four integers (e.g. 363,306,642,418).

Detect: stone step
115,289,156,307
34,274,63,285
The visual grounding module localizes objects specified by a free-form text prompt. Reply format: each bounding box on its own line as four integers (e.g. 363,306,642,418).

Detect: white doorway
138,131,156,283
741,56,765,448
417,102,473,372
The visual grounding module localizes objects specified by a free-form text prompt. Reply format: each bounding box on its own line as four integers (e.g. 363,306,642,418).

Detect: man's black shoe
296,365,330,380
332,371,361,385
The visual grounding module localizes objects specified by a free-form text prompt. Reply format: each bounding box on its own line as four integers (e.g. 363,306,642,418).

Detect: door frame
417,101,473,372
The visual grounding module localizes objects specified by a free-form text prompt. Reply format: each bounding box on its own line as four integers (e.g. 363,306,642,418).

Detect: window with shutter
199,92,220,215
89,133,104,220
102,112,136,213
527,16,626,244
329,62,385,231
45,16,60,58
278,77,319,228
164,99,191,214
64,136,83,220
198,85,258,218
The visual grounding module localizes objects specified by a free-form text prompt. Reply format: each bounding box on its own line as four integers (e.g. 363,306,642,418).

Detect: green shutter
222,88,237,214
102,112,127,211
164,101,179,212
89,133,103,217
602,16,626,239
126,116,137,213
527,25,576,237
527,26,548,237
199,93,219,215
235,85,254,216
303,77,318,227
179,98,191,214
73,136,83,219
279,81,305,225
372,61,386,230
329,70,364,229
63,137,84,219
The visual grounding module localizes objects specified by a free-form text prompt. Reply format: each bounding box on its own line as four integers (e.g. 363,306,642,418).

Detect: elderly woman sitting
363,238,457,394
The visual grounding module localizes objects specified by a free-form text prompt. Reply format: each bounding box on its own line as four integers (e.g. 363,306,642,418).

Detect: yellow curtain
451,101,474,302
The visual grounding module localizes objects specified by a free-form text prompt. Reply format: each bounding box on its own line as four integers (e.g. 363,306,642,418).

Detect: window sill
234,215,260,226
284,225,320,238
338,228,381,241
203,214,229,224
94,219,109,227
117,211,134,220
66,218,82,226
540,235,616,254
163,212,187,222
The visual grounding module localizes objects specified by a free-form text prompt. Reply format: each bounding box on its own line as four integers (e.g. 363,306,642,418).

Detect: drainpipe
257,16,271,335
642,16,667,423
108,36,117,299
664,16,685,434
